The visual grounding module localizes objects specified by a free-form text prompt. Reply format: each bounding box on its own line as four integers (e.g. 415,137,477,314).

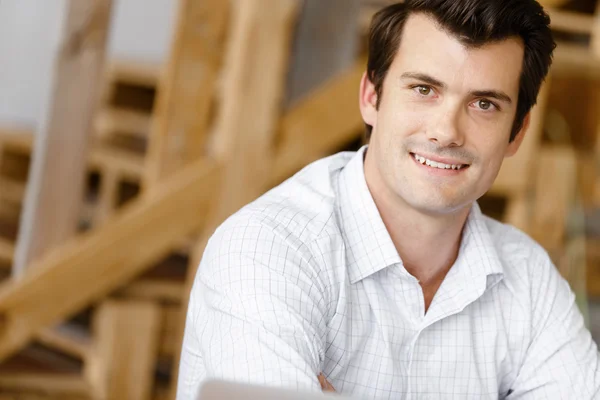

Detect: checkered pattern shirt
177,146,600,399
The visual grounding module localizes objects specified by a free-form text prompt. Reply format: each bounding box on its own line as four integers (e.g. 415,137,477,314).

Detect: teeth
413,153,463,170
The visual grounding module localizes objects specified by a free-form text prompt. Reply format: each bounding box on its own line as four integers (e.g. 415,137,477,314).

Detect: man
177,0,600,399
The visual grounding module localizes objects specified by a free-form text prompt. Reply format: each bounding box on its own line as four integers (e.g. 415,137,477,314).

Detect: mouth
410,152,470,171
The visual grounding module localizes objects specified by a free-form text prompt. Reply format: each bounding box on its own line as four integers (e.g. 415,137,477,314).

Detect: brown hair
365,0,555,142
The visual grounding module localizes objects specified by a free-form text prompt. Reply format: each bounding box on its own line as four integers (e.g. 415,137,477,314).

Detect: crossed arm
176,220,334,399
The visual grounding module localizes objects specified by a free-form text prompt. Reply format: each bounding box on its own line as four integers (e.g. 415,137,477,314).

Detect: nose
426,103,464,148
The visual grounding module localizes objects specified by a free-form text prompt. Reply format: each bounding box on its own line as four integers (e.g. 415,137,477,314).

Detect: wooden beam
488,78,550,197
93,167,120,226
273,59,365,184
553,42,600,79
94,108,151,139
169,1,301,397
530,146,577,255
0,238,15,266
158,305,182,358
89,146,144,181
0,374,90,397
206,0,299,210
591,0,600,58
144,0,229,187
0,159,221,361
285,0,362,107
504,194,530,233
547,9,595,35
0,129,145,181
0,178,26,205
118,280,183,303
36,323,92,361
0,127,34,154
13,0,114,277
86,300,160,400
587,239,600,297
107,60,161,88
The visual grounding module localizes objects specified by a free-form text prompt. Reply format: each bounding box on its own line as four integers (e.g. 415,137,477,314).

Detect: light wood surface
144,0,229,187
86,300,161,400
0,159,220,361
531,146,577,255
13,0,113,277
273,58,366,185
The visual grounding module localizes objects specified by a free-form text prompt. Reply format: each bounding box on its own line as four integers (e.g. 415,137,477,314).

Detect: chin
403,193,472,216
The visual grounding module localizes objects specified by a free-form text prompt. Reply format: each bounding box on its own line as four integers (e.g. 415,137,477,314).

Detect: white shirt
177,146,600,400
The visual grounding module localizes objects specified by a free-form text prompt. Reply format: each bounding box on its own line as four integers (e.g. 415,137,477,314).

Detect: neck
364,153,470,287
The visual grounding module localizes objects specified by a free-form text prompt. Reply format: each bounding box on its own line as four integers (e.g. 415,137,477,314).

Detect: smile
411,153,468,170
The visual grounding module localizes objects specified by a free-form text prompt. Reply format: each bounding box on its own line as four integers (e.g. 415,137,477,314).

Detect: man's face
361,13,529,216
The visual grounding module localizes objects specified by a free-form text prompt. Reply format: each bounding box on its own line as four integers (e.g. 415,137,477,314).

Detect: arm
176,217,330,400
507,250,600,399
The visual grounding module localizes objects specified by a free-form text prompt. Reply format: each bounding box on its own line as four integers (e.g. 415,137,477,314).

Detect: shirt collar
337,146,402,284
455,202,505,285
337,145,504,285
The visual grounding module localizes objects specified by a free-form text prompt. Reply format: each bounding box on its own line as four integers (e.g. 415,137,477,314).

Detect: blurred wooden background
0,0,598,398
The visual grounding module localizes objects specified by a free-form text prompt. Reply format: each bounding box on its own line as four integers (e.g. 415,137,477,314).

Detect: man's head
364,0,555,142
359,0,555,216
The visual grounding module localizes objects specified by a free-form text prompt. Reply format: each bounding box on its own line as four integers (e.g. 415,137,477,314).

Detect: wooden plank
0,394,88,400
587,238,600,297
144,0,229,187
547,9,595,35
158,305,182,358
108,60,161,88
0,374,90,396
596,126,600,207
504,194,530,233
198,0,300,265
119,280,183,303
0,159,221,361
0,127,34,154
88,146,144,181
169,1,301,397
592,0,600,58
0,178,26,205
530,146,577,254
86,300,160,400
285,0,361,107
93,168,119,226
273,58,365,184
552,42,600,79
0,129,144,181
13,0,114,277
0,237,15,265
488,79,551,197
94,108,151,139
208,0,298,163
36,323,92,361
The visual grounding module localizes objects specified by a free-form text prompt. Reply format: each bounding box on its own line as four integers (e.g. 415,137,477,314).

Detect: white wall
0,0,68,127
0,0,177,129
108,0,176,62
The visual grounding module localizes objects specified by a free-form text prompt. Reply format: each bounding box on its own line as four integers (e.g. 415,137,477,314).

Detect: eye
474,99,498,111
413,85,433,96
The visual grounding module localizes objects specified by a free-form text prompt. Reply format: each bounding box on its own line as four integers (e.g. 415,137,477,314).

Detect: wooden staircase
0,0,598,399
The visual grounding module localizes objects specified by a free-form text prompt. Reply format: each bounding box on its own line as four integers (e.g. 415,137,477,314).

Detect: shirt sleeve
507,249,600,399
176,216,330,400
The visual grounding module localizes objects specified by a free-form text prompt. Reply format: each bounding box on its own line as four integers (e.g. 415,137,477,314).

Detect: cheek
477,140,510,174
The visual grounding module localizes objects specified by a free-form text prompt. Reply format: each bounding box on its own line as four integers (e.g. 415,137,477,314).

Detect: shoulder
484,216,550,266
199,152,354,289
483,215,561,296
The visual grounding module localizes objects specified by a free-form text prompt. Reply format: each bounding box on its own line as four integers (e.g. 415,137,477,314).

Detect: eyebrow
400,72,513,104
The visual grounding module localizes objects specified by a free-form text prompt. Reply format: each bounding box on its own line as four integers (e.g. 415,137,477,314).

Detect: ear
505,112,531,158
359,72,378,129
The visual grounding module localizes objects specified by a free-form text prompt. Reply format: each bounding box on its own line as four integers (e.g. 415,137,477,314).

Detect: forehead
391,13,524,95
